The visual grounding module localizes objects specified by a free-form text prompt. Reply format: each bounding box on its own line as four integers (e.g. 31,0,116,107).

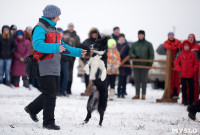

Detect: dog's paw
109,98,114,101
97,125,102,128
80,121,87,125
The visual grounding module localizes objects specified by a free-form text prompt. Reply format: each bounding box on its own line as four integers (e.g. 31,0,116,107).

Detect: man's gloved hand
19,57,24,62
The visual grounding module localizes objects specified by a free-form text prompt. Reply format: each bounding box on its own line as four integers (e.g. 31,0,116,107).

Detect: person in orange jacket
164,32,181,99
107,39,121,100
187,34,200,103
174,40,199,105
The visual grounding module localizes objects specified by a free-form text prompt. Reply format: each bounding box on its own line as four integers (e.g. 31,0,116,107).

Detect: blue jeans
0,59,12,83
59,62,69,94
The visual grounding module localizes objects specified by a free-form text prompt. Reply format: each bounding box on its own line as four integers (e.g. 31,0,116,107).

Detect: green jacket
129,39,154,66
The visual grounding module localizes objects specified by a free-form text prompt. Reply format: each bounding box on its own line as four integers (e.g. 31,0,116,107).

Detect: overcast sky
0,0,200,49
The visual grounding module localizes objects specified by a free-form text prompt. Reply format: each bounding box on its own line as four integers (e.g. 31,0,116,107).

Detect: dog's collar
93,50,105,56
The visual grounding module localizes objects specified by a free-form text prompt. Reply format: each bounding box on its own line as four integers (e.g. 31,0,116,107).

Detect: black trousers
107,75,116,89
118,75,128,96
27,75,59,125
181,78,194,104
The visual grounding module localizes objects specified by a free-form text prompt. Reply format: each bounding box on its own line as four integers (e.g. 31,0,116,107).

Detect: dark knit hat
119,33,125,38
113,27,120,31
43,5,61,18
138,30,145,35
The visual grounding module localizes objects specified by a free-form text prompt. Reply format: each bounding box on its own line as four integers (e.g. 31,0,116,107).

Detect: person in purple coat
116,34,132,97
11,30,31,88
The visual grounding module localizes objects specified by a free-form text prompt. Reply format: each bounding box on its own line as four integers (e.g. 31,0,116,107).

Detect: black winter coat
117,42,131,76
112,34,119,41
80,38,96,57
0,34,16,59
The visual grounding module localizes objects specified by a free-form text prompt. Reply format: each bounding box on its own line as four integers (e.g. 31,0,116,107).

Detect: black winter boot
172,88,179,99
43,123,60,130
183,100,189,106
5,82,11,87
24,106,39,122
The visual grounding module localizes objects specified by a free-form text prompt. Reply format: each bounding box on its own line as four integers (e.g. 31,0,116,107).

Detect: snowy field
0,60,199,135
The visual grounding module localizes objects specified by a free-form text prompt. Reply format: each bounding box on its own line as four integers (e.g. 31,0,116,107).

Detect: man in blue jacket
24,5,87,130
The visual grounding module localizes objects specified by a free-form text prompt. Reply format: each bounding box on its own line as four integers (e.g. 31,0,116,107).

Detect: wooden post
156,50,177,103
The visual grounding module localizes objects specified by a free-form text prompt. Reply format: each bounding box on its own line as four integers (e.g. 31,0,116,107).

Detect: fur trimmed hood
88,28,100,38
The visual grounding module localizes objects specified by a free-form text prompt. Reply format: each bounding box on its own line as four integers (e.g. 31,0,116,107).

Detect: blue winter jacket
32,16,83,76
32,16,83,57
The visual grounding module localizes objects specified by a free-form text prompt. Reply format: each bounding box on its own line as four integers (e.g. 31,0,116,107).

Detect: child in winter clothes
117,34,131,98
174,40,199,105
107,39,120,100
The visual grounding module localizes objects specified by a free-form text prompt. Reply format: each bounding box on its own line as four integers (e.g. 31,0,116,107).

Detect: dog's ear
98,33,102,39
102,37,108,44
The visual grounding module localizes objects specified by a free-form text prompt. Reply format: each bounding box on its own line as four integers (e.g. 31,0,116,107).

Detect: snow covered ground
0,60,199,135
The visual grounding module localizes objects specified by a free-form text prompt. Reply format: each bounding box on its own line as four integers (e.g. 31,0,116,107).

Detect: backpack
25,54,48,79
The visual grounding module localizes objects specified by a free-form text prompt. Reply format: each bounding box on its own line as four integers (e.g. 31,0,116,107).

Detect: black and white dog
83,37,108,127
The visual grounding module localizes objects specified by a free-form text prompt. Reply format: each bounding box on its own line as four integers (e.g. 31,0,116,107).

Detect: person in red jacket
164,32,181,99
188,34,200,103
174,40,199,105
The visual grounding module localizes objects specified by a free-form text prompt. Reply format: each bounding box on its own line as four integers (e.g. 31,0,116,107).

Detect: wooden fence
83,50,177,103
119,50,177,103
